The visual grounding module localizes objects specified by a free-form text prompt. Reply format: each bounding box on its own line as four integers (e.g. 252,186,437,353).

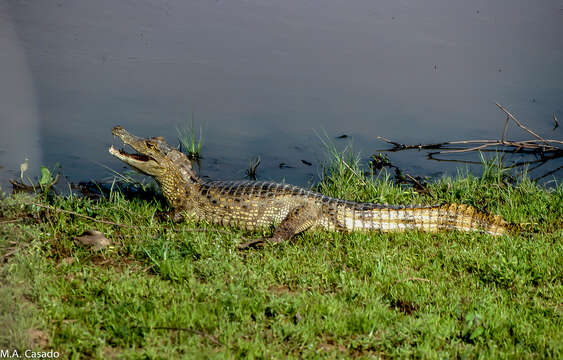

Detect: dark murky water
1,0,562,193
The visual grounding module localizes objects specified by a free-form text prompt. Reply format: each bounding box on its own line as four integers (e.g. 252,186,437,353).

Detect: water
1,0,562,193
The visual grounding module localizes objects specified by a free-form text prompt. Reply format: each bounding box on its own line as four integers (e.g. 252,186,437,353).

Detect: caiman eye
146,137,164,148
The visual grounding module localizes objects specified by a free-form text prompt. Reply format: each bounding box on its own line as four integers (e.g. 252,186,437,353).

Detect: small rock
75,230,112,251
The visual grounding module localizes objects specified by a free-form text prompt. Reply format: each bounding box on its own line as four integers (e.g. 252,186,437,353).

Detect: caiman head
109,126,199,207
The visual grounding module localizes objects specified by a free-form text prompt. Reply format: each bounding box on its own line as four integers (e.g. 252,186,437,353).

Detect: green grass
245,157,261,181
0,151,561,359
177,115,204,160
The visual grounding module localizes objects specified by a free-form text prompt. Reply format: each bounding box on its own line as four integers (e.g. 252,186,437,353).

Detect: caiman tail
331,202,507,236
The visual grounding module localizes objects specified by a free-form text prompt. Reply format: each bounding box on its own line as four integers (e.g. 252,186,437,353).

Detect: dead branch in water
378,104,562,157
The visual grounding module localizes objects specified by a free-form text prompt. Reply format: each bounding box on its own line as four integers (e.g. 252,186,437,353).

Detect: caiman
109,126,508,247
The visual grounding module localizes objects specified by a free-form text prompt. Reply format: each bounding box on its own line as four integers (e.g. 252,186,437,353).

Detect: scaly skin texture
109,126,508,246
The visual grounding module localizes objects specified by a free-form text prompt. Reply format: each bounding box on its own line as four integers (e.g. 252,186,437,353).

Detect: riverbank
0,157,561,358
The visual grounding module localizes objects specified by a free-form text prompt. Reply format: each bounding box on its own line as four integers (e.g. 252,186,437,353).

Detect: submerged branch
495,102,552,146
377,104,562,180
378,103,562,158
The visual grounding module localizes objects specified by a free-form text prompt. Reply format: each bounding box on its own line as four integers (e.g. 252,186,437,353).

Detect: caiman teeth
109,145,150,161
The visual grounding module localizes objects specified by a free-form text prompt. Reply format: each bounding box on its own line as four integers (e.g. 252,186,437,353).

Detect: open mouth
108,145,153,165
108,127,162,175
109,146,150,162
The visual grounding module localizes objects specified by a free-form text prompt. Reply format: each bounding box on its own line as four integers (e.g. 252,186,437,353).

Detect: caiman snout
112,125,126,137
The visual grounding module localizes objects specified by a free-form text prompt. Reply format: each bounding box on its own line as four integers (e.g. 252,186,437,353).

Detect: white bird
20,158,29,182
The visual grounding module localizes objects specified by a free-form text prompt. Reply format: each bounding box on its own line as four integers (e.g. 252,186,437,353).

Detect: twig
517,139,563,145
141,264,154,273
437,143,492,154
404,173,426,190
24,201,249,242
444,139,499,144
429,151,561,169
495,102,551,146
426,140,558,152
341,159,381,195
9,174,61,194
341,160,368,187
1,236,59,260
377,136,404,148
0,218,23,225
2,243,30,259
25,201,138,228
501,115,509,142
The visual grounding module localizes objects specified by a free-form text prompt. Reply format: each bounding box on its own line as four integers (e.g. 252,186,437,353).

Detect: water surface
1,0,562,192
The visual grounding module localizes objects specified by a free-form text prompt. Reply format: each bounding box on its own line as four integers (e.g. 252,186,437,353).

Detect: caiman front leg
238,204,319,249
156,205,194,223
156,209,184,222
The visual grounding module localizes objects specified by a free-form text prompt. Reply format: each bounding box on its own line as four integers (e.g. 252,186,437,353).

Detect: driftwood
378,103,562,180
379,103,562,155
